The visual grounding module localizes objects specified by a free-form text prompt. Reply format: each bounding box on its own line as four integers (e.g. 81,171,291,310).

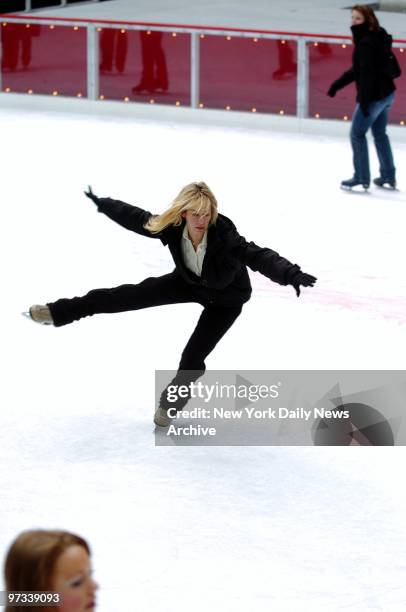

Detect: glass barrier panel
390,47,406,125
1,22,87,97
308,41,354,121
309,40,406,125
98,28,191,106
200,35,297,114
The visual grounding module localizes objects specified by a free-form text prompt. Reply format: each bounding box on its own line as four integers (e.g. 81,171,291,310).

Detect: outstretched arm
84,186,161,239
227,230,317,297
327,68,355,97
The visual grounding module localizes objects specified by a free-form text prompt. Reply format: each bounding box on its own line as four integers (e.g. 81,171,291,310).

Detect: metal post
296,38,309,119
190,32,200,108
87,24,99,100
61,0,67,6
25,0,32,10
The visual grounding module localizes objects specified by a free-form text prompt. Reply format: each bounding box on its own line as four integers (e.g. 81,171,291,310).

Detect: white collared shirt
181,224,208,277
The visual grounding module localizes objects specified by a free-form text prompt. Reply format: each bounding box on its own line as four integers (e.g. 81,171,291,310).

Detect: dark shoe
272,65,296,80
100,64,112,73
131,82,155,94
153,80,168,93
373,177,396,189
341,177,370,190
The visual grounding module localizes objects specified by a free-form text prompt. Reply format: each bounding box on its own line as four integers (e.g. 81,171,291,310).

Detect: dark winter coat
330,23,396,114
96,197,302,306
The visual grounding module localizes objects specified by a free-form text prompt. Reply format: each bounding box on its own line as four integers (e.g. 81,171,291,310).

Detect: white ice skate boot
23,304,54,325
153,407,172,427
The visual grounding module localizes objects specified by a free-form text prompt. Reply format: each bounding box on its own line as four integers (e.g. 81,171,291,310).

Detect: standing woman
26,182,316,427
328,5,400,190
4,530,98,611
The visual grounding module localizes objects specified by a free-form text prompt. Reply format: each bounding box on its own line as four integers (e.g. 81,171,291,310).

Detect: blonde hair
144,181,218,234
4,530,90,612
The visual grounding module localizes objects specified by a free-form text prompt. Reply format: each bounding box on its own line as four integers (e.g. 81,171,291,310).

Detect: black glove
291,272,317,297
360,105,370,118
327,83,338,98
84,185,100,205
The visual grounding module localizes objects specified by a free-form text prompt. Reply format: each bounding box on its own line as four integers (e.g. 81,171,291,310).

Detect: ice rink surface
1,104,406,610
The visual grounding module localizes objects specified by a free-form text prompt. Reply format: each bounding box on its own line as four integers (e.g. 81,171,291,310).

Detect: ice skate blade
374,184,397,191
340,185,370,193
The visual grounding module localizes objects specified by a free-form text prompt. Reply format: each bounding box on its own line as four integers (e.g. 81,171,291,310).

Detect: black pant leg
178,304,243,370
47,273,195,327
159,303,243,411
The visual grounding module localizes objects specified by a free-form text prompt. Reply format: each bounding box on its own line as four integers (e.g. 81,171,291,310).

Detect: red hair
352,5,381,31
4,530,91,612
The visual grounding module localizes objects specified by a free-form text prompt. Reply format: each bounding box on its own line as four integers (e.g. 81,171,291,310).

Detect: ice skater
327,4,400,190
26,182,316,427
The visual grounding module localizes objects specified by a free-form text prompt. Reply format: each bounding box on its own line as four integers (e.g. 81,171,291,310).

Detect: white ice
1,104,406,611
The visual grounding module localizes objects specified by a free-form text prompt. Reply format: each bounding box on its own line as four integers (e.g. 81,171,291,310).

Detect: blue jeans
350,92,396,183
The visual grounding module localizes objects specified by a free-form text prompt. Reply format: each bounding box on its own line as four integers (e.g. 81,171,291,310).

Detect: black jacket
330,23,396,114
96,197,303,306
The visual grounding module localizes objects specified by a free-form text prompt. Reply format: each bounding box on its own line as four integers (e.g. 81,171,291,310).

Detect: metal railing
0,14,405,122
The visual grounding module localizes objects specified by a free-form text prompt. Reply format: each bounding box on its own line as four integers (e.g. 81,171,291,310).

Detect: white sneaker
154,407,171,427
24,304,54,325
